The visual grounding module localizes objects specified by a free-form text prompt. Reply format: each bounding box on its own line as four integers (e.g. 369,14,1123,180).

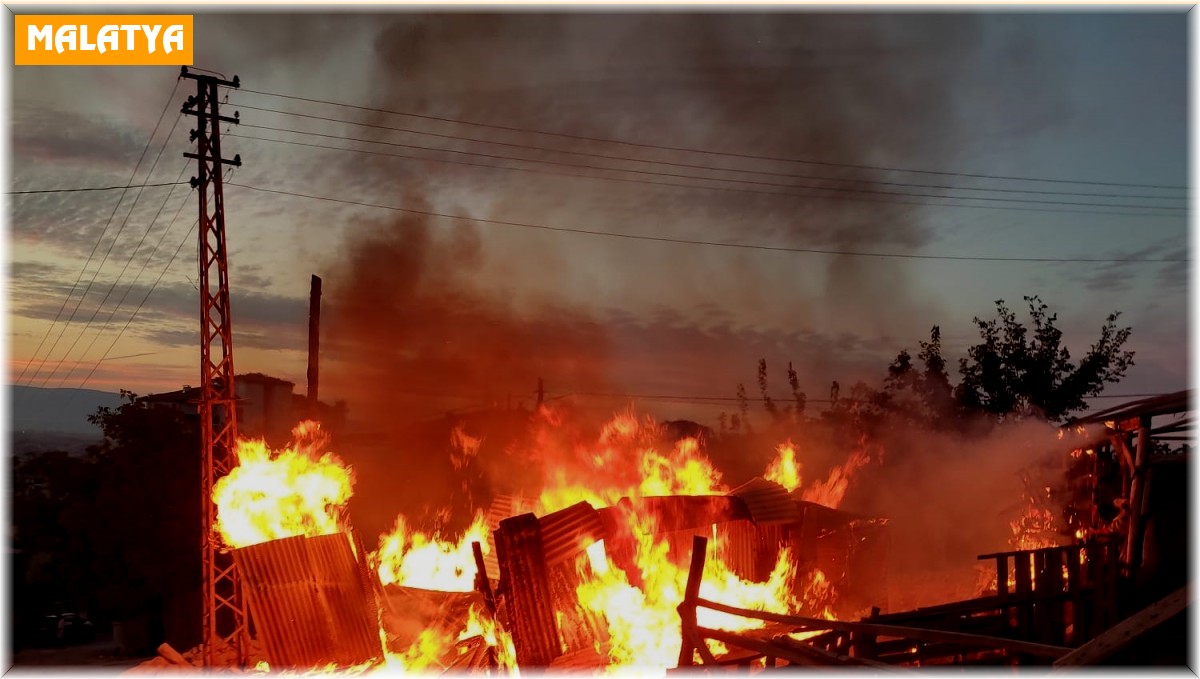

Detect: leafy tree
886,296,1134,425
732,296,1135,433
11,392,202,645
735,383,751,432
757,359,782,424
786,362,806,419
953,297,1133,421
85,393,202,623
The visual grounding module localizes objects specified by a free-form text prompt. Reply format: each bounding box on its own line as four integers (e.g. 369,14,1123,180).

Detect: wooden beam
1053,586,1190,668
676,534,709,667
697,626,894,668
1125,415,1152,575
693,598,1071,659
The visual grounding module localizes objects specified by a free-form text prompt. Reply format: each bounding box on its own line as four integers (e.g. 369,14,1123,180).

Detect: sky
7,10,1190,428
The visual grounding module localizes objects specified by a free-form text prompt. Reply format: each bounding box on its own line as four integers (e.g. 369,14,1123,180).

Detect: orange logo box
15,15,193,66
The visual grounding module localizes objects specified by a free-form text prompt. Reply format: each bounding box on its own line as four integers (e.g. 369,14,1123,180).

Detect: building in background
140,373,346,446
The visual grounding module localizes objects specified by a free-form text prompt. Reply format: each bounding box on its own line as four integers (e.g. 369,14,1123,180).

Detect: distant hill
11,430,102,456
11,386,124,435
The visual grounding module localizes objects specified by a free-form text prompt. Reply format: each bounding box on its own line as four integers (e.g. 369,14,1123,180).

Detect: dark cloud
12,102,144,171
1071,240,1179,293
1156,258,1188,292
11,271,309,356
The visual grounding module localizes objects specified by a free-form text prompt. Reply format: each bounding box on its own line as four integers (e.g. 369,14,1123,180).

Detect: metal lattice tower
181,66,246,667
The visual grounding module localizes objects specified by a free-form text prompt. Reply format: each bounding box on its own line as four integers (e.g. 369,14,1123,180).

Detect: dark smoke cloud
319,12,1069,443
323,200,613,429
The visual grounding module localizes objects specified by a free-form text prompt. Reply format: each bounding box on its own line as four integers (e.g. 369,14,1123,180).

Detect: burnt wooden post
994,555,1011,631
471,541,496,615
1124,415,1152,577
1045,548,1065,645
306,274,321,416
495,513,560,668
1066,545,1084,644
1014,551,1033,638
677,535,708,667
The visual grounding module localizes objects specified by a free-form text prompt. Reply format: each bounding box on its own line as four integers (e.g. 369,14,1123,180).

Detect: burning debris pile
128,403,1124,673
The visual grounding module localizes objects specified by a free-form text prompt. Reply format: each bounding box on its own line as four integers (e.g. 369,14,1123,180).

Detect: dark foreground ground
11,637,151,669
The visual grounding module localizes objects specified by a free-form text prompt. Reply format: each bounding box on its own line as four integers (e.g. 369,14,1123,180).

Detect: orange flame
373,512,491,592
213,421,353,549
799,446,870,509
764,441,802,492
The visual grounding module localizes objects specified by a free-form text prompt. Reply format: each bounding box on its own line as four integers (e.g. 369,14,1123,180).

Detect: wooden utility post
307,275,322,415
1124,415,1152,577
181,66,247,667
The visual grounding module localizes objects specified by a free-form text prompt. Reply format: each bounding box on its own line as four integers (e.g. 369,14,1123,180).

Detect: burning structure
128,390,1190,673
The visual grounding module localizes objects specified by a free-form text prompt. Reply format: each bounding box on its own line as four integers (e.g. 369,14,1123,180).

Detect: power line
231,129,1184,219
7,181,190,195
231,105,1186,213
553,390,1170,404
53,172,194,389
226,182,1188,264
18,80,182,387
33,146,189,392
63,167,236,399
66,219,200,399
237,87,1189,192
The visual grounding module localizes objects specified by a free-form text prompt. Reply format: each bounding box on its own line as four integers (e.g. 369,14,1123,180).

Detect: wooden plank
1053,586,1190,668
1045,549,1065,645
1015,551,1033,638
771,633,896,668
1065,546,1084,644
1033,550,1051,643
693,598,1071,659
676,534,708,667
697,626,894,668
471,541,495,614
1125,417,1152,576
683,625,721,666
995,556,1009,602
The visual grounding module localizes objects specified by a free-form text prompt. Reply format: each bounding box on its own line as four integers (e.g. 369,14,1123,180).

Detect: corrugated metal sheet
379,586,486,655
233,533,380,669
538,502,604,566
616,495,745,533
716,520,789,582
729,477,802,525
547,557,608,655
487,495,539,531
548,646,608,670
495,513,561,666
484,495,537,580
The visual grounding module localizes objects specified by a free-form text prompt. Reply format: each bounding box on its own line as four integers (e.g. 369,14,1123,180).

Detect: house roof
1067,390,1191,428
139,373,295,403
238,372,295,387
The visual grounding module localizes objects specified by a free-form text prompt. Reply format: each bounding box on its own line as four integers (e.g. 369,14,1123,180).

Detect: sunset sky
8,11,1189,426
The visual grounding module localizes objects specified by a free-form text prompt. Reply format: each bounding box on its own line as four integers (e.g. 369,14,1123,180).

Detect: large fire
213,421,353,549
213,408,871,673
374,512,491,591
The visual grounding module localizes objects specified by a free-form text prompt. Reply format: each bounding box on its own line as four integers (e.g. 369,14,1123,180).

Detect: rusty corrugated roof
1069,390,1191,427
538,501,604,566
729,477,802,525
483,495,538,580
615,495,747,533
233,533,380,669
